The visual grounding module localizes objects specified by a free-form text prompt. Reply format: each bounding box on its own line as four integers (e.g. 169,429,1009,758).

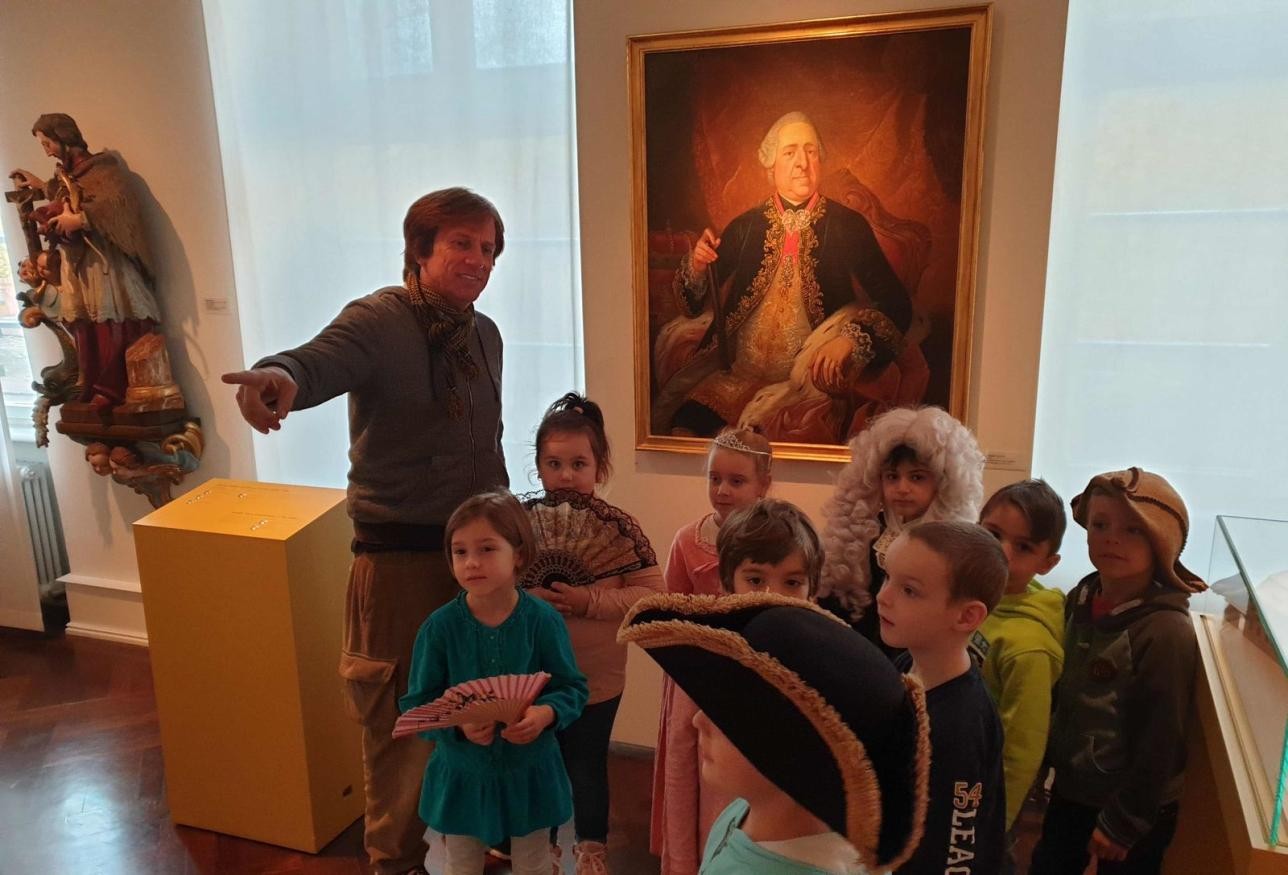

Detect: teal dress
400,590,588,845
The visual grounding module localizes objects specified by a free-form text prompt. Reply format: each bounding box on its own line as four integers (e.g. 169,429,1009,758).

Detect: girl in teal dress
400,491,588,875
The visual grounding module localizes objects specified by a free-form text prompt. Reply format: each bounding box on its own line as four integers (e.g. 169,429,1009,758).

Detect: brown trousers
340,551,458,875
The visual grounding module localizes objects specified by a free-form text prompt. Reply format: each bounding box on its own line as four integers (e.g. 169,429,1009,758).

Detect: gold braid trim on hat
619,591,914,870
618,591,849,634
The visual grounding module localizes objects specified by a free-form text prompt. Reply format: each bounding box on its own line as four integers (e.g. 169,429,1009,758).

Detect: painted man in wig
654,111,913,441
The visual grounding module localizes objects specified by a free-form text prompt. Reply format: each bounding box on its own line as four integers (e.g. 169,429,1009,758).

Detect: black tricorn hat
619,592,929,871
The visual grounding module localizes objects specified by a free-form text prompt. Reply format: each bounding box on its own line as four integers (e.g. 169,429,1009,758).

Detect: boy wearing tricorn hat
1030,468,1207,875
621,593,929,874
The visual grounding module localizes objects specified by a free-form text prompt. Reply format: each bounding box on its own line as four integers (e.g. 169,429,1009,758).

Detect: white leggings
443,828,550,875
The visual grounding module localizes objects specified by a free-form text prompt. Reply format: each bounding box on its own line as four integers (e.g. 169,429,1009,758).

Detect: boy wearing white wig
819,406,986,655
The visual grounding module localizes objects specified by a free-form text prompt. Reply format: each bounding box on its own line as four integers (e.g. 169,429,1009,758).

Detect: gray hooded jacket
1048,572,1197,848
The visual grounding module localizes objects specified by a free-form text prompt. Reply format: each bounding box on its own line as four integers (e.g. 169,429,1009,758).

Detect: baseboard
65,621,149,647
62,572,149,646
57,572,143,593
0,607,45,633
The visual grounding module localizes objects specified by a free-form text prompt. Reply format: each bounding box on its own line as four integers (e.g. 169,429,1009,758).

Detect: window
0,229,38,445
1032,0,1288,588
203,0,581,491
472,0,567,69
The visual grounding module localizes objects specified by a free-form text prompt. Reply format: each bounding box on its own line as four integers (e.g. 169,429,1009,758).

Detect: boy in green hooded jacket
973,479,1067,829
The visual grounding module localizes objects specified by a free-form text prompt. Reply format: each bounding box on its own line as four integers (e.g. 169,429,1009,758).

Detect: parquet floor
0,630,655,874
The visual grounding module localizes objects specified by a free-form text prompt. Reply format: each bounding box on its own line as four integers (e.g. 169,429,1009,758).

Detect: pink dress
650,515,731,875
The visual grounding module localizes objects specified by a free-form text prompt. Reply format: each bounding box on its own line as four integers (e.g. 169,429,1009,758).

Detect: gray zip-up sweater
256,286,507,528
1047,573,1197,849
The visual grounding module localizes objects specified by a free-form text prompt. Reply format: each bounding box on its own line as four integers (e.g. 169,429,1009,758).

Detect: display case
1196,514,1288,866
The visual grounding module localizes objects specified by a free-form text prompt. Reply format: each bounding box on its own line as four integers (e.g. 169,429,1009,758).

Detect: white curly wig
819,406,986,618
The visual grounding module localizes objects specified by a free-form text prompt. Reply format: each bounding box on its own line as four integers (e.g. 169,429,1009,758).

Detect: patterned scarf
405,272,479,419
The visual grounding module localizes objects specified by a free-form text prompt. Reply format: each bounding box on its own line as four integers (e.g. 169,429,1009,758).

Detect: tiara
714,431,771,457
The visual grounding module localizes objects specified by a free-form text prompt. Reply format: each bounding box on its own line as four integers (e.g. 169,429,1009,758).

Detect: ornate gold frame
629,6,992,462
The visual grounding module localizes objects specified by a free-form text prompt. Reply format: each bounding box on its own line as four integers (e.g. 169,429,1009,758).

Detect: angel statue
6,113,201,506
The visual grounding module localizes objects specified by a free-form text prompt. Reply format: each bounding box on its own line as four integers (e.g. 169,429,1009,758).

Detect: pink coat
650,516,731,875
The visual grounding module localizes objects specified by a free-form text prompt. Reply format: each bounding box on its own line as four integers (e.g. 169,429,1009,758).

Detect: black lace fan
519,490,657,589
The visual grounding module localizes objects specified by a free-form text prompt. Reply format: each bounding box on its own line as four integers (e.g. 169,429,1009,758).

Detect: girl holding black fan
519,392,665,874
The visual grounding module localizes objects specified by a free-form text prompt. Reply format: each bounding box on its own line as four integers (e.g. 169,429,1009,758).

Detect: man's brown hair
402,187,505,280
717,499,823,595
979,478,1067,553
444,490,536,573
905,520,1008,611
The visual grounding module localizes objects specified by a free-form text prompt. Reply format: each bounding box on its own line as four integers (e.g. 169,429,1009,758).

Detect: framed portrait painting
630,6,991,461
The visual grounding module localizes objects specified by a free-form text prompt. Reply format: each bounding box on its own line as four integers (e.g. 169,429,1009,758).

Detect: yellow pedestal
133,479,364,852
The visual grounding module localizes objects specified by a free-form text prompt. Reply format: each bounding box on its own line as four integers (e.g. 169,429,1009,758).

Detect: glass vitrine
1208,515,1288,848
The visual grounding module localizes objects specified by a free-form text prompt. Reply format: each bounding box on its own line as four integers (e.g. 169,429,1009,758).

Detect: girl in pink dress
649,427,773,875
529,392,665,875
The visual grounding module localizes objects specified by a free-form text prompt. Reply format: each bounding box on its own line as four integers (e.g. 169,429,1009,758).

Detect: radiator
18,461,68,600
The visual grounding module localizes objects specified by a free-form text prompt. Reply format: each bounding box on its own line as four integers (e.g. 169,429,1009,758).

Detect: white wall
0,0,255,640
574,0,1070,746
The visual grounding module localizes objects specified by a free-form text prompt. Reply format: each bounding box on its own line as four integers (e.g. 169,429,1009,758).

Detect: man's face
416,216,497,310
771,121,822,204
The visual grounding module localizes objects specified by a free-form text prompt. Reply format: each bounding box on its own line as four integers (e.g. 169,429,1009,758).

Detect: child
622,593,931,874
717,498,823,600
652,427,773,875
877,520,1009,875
975,479,1067,833
667,427,775,600
400,491,589,875
1030,468,1206,875
530,392,665,873
820,407,986,654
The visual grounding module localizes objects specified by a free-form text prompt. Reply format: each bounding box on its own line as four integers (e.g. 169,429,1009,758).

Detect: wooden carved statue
7,113,201,507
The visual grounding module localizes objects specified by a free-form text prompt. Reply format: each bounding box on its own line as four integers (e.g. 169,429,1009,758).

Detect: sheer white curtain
203,0,582,491
1033,0,1288,588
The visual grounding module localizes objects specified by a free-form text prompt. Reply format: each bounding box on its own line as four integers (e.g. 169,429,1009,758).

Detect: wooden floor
0,629,655,874
0,628,1048,874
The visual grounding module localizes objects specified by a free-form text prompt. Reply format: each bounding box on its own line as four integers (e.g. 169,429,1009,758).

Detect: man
654,111,913,439
223,188,508,875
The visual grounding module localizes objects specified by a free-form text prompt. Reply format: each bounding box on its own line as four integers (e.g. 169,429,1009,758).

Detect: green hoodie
969,579,1065,826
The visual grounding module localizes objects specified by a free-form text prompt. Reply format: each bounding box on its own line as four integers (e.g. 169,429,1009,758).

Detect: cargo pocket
339,650,396,726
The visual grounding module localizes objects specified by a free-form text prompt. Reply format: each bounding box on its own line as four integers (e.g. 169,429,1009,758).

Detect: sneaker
572,840,608,875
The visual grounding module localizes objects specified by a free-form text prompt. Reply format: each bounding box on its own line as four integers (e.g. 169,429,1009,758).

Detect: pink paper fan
393,672,552,738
